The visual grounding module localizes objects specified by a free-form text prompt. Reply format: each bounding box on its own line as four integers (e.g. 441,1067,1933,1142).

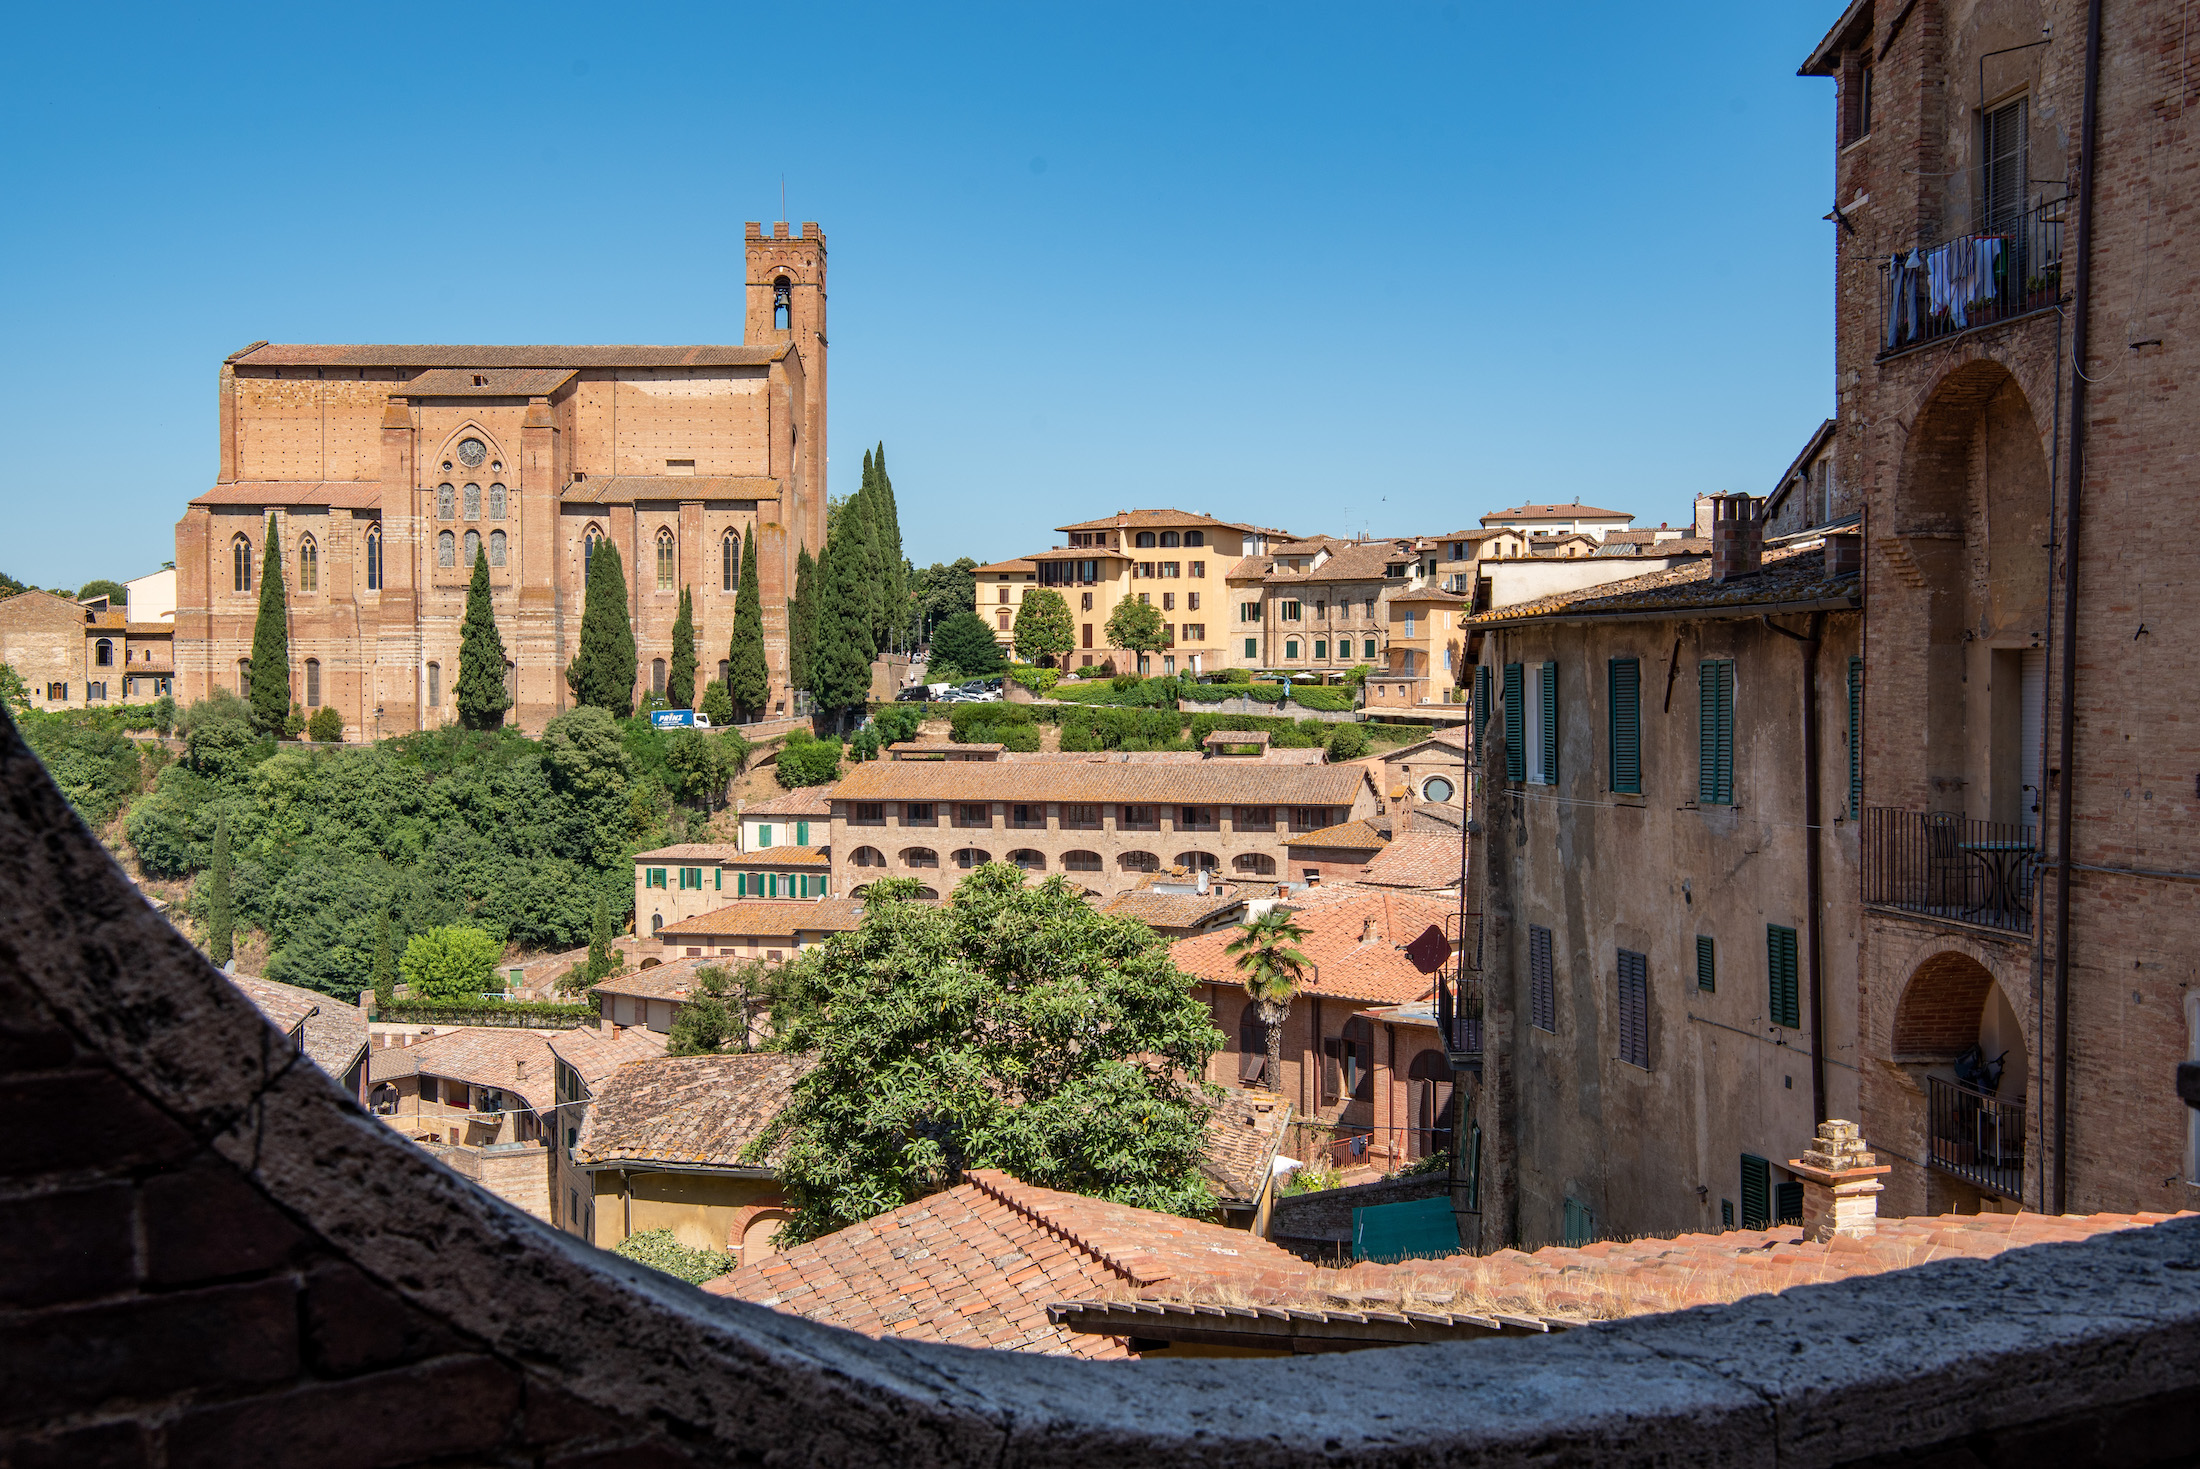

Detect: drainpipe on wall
1802,612,1828,1125
2050,0,2106,1217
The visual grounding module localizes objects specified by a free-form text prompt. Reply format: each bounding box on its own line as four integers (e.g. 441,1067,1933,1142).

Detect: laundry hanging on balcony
1885,250,1924,348
1923,235,2005,330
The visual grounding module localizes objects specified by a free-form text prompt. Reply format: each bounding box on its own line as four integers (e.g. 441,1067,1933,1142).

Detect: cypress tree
455,546,511,730
586,893,615,981
370,907,396,1005
565,540,637,717
726,533,769,719
808,523,878,724
788,545,817,692
871,442,909,649
206,816,234,967
247,514,291,737
668,586,697,709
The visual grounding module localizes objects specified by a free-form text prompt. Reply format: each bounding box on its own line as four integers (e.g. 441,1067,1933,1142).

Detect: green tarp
1351,1193,1461,1263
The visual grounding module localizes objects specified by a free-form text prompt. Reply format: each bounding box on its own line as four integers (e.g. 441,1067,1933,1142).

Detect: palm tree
1225,909,1311,1092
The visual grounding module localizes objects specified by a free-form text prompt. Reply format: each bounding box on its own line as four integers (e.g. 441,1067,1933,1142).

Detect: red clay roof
1481,502,1633,521
702,1169,1307,1358
1469,544,1858,626
572,1053,813,1170
1054,509,1269,533
1357,833,1464,890
366,1026,559,1115
655,898,870,942
190,482,385,509
1289,818,1390,851
742,784,837,817
546,1025,669,1090
232,344,786,369
830,759,1366,806
1171,885,1456,1005
634,844,830,868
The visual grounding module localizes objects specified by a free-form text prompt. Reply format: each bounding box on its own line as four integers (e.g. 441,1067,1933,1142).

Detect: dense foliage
456,548,511,730
774,729,842,788
1103,597,1167,664
612,1228,732,1285
1011,588,1073,666
247,516,292,737
567,541,637,716
14,712,149,826
726,534,769,720
928,611,1006,679
666,585,697,711
665,959,785,1055
755,868,1225,1243
398,925,504,1000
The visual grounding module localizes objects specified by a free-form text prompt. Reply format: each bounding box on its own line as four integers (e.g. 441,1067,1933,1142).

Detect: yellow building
1368,586,1470,708
973,556,1036,650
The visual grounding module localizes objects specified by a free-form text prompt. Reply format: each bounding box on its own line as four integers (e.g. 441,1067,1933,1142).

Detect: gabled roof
654,898,871,942
1199,1094,1293,1208
399,367,579,397
1357,833,1465,891
590,954,721,1002
702,1169,1306,1359
636,843,830,868
1468,544,1860,626
572,1053,813,1171
1385,587,1469,605
367,1026,558,1115
546,1025,670,1090
1379,727,1468,762
1288,818,1391,851
1799,0,1875,76
742,784,836,817
1480,502,1633,522
1095,890,1248,932
228,975,316,1038
1261,541,1416,586
1172,885,1456,1005
1054,509,1267,534
231,343,787,369
971,556,1039,575
230,971,369,1089
1767,417,1841,515
189,483,386,509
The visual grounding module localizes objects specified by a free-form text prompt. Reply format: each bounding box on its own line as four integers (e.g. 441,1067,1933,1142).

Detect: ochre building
173,223,829,737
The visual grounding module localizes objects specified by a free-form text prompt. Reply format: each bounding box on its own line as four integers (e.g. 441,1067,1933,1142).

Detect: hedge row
375,996,599,1028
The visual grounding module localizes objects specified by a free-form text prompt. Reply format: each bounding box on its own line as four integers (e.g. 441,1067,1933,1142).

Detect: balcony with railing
1862,808,2038,936
1879,192,2067,355
1926,1074,2026,1199
1434,911,1484,1062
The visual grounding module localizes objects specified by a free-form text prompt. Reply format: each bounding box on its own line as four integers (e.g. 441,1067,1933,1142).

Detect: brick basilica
173,222,828,736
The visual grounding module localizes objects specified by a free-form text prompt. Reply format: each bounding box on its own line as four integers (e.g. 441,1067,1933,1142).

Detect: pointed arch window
656,528,676,590
232,535,253,594
365,525,382,590
426,662,441,708
463,529,481,566
237,657,252,697
584,525,603,578
489,529,507,567
438,530,456,567
488,483,506,519
463,483,481,519
723,530,739,592
297,535,318,592
437,484,455,519
304,658,321,708
773,275,792,331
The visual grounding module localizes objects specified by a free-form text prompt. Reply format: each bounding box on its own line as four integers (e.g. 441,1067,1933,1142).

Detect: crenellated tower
746,222,827,554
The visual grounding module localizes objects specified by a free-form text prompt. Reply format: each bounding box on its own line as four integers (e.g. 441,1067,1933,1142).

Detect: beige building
1226,536,1433,675
1369,585,1469,708
739,783,832,850
1479,501,1635,542
571,1052,813,1266
827,754,1378,898
0,590,173,708
635,843,832,938
1380,728,1468,822
651,898,870,964
972,556,1037,649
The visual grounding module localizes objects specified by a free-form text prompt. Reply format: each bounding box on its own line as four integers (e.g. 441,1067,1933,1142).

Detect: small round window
456,437,487,468
1423,776,1456,804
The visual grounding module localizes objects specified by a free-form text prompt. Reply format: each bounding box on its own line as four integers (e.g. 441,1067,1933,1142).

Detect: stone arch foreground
5,714,2200,1464
1892,950,2004,1057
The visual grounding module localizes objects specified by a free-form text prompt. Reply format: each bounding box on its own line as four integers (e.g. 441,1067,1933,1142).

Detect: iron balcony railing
1927,1074,2026,1199
1880,191,2068,354
1434,911,1485,1060
1862,808,2039,935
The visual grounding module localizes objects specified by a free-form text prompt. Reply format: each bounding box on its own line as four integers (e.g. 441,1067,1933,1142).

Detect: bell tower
746,221,826,552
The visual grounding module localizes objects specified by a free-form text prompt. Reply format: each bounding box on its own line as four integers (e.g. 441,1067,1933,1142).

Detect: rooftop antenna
780,174,786,226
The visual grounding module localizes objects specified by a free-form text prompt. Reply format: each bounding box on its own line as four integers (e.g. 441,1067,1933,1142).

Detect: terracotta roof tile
1289,818,1390,851
1470,545,1857,625
545,1025,668,1089
572,1052,811,1169
1358,833,1465,890
228,974,370,1087
561,476,781,506
366,1026,558,1114
228,975,316,1037
1095,891,1247,931
1054,509,1271,533
233,343,785,369
742,784,837,817
1200,1095,1293,1207
1171,886,1457,1005
1482,502,1633,520
190,483,385,509
654,897,871,942
635,843,831,867
830,760,1367,807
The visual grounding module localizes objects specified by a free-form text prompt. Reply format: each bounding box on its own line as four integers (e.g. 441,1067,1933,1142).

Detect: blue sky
0,2,1838,589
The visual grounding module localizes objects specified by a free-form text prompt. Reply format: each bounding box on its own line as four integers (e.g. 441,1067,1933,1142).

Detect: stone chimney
1692,493,1716,539
1823,530,1862,578
1787,1120,1890,1241
1710,494,1765,582
1361,916,1379,943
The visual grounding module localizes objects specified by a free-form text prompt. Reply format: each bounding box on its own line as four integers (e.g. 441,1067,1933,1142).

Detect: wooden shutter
1767,924,1801,1029
1609,657,1641,794
1503,663,1526,782
1473,664,1492,760
1846,656,1864,819
1696,934,1716,993
1616,948,1649,1069
1529,924,1556,1032
1740,1154,1771,1229
1698,660,1733,805
1539,661,1558,785
1775,1180,1804,1225
1320,1037,1342,1105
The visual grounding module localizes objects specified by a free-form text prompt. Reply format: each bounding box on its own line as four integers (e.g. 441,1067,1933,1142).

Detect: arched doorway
1406,1049,1453,1161
1893,951,2030,1208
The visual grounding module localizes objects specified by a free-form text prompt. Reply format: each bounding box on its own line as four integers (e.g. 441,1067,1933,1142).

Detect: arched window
426,662,442,708
296,535,318,593
304,658,321,708
437,484,455,519
651,913,664,934
773,275,792,331
438,531,456,567
656,528,676,590
717,659,730,684
997,610,1011,631
1160,531,1180,548
1184,530,1205,547
1232,852,1276,876
463,484,481,519
365,525,382,591
237,657,251,696
1423,776,1456,804
1339,1016,1376,1103
1174,851,1218,872
849,846,886,868
953,848,991,869
583,525,603,577
232,535,253,594
463,530,481,566
488,483,506,519
1010,849,1046,872
651,659,667,695
723,531,739,592
94,639,113,667
1118,851,1158,872
1061,851,1102,872
1135,531,1157,549
1407,1050,1455,1159
489,530,506,567
900,848,940,869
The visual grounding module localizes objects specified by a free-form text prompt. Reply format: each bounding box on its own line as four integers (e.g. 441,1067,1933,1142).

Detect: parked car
895,687,929,702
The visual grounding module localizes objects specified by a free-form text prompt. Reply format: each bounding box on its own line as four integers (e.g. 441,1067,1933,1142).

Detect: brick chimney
1787,1120,1890,1241
1823,530,1862,578
1710,494,1765,582
1692,493,1716,539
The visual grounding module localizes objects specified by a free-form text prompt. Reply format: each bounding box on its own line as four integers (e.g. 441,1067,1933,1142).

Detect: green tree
668,585,697,710
77,578,128,605
698,679,734,726
929,611,1007,679
1224,909,1311,1090
1325,722,1371,762
247,515,292,737
773,730,842,789
308,705,343,743
867,444,909,650
152,693,176,737
1104,597,1168,672
613,1229,730,1285
787,545,817,693
911,558,979,645
1011,588,1075,666
206,815,235,967
0,661,28,711
806,522,878,724
456,546,512,730
755,867,1223,1243
726,535,769,720
370,906,396,1006
566,540,637,717
584,893,619,985
398,925,503,1000
666,961,775,1055
665,728,734,810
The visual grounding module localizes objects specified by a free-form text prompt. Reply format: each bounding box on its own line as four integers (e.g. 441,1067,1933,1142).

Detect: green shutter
1503,663,1525,782
1562,1197,1594,1247
1698,660,1733,805
1473,664,1492,760
1245,638,1257,659
1740,1154,1771,1229
715,867,722,891
1847,656,1864,819
1608,657,1641,794
1767,924,1800,1029
757,824,772,848
796,820,810,846
1696,934,1716,992
1539,661,1558,785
